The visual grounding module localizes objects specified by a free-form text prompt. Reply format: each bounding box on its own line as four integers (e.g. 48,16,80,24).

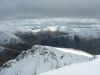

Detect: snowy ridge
0,46,9,52
0,45,94,75
38,55,100,75
55,47,93,57
0,46,6,52
0,31,23,45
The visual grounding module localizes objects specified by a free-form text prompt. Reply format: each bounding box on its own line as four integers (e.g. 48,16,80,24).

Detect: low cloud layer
0,0,100,19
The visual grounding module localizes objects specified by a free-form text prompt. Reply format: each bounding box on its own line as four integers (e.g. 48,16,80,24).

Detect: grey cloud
0,0,100,19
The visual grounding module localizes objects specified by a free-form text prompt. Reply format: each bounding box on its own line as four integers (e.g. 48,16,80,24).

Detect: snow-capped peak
0,46,9,52
0,31,23,45
0,45,94,75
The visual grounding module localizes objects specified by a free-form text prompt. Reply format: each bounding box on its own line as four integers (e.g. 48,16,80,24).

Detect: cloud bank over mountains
0,0,100,19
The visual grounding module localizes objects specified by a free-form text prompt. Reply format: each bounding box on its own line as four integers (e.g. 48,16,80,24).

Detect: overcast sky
0,0,100,19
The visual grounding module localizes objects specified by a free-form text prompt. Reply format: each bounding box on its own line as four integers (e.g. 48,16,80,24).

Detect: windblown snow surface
38,55,100,75
0,45,93,75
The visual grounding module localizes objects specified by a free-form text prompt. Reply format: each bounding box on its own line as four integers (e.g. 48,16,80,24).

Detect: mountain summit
0,45,94,75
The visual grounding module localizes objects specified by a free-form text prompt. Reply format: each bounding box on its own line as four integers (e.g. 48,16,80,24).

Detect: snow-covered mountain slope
0,18,100,38
0,46,10,52
0,31,23,45
38,55,100,75
0,47,6,52
0,45,94,75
